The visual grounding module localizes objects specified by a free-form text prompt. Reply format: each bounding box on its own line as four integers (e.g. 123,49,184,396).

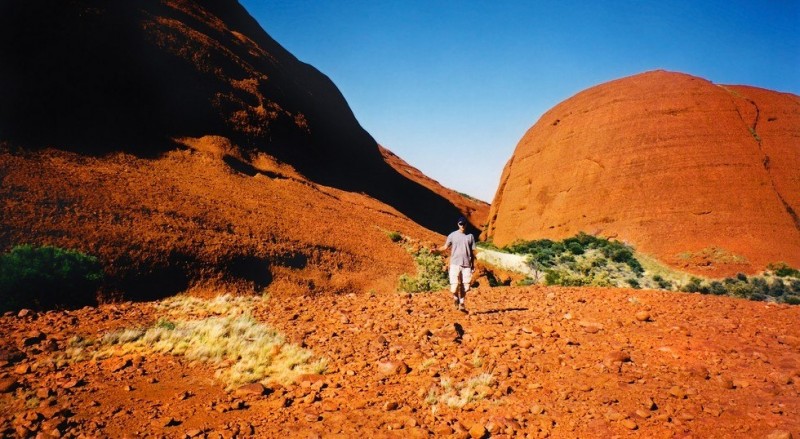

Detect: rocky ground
1,285,799,438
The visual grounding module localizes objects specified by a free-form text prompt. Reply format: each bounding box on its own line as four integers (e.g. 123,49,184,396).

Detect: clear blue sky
240,1,800,202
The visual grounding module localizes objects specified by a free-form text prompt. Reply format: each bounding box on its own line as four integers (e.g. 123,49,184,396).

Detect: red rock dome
485,71,800,276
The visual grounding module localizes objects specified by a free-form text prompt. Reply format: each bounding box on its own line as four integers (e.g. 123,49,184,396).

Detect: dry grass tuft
424,373,494,408
63,294,326,388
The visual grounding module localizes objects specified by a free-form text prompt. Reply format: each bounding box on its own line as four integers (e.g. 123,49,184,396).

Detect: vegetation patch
501,233,649,289
62,294,327,388
398,247,449,293
0,244,104,312
488,234,800,305
425,373,494,409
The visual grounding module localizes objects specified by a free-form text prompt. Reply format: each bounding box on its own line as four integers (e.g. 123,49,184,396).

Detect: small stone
716,377,735,389
766,430,793,439
634,409,651,419
107,357,132,373
621,419,638,430
17,309,33,318
519,339,532,349
14,363,31,374
604,410,624,421
233,383,265,397
469,423,487,439
669,386,686,399
384,401,399,411
434,425,454,435
303,411,320,422
0,377,17,393
377,361,410,376
36,387,54,399
155,417,179,428
185,429,203,438
321,400,339,412
530,405,544,415
635,311,651,322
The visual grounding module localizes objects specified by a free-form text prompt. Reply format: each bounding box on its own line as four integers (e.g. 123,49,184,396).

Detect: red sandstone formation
485,71,800,276
0,0,485,299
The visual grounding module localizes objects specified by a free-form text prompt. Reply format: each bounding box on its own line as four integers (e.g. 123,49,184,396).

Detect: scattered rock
621,419,638,430
17,309,33,318
766,430,793,439
377,361,409,376
469,422,487,439
635,311,651,322
0,377,17,393
233,383,265,397
383,401,399,411
106,357,132,373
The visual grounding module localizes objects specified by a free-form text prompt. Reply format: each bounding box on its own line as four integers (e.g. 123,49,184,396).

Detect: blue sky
240,1,800,202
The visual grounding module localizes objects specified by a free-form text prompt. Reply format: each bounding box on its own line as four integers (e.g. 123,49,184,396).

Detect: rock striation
485,71,800,275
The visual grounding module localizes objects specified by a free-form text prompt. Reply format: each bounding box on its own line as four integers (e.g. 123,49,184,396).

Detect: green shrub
749,293,766,302
398,248,448,293
709,281,727,296
516,277,536,286
736,273,748,282
626,278,640,289
566,241,585,255
767,262,800,278
768,279,786,297
682,277,703,293
784,296,800,305
791,280,800,294
0,245,103,312
729,282,754,298
386,231,403,243
751,278,769,295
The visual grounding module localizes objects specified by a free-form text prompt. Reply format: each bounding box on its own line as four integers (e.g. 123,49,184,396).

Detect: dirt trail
2,285,798,438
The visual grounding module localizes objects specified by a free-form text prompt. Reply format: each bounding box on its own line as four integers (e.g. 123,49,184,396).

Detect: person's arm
469,235,476,268
438,235,452,253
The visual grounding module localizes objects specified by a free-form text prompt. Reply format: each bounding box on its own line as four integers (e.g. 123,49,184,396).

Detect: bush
736,273,748,282
709,281,727,296
785,296,800,305
682,277,703,293
749,293,766,302
566,241,585,255
0,245,103,312
791,280,800,294
767,262,800,278
626,278,640,289
398,248,449,293
386,231,403,243
768,278,786,297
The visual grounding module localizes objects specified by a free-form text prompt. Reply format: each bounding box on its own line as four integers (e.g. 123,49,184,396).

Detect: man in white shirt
439,216,475,312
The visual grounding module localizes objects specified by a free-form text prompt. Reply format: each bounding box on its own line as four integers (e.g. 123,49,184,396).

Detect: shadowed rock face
0,0,479,234
485,71,800,275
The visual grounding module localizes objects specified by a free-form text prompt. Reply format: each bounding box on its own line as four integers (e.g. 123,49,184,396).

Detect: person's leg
459,267,473,310
448,265,460,308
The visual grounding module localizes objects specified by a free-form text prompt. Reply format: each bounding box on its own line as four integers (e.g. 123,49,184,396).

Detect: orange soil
0,145,457,300
485,71,800,277
2,286,798,438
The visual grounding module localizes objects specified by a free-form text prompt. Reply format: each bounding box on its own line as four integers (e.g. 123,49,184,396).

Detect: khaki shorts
449,265,473,293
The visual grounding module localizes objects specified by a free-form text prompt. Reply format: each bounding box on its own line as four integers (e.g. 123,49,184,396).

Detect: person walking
439,216,475,312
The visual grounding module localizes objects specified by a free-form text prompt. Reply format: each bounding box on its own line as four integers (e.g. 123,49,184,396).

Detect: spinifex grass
64,294,326,389
425,372,494,409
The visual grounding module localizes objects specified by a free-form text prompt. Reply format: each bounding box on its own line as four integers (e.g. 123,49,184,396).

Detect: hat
457,216,467,225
